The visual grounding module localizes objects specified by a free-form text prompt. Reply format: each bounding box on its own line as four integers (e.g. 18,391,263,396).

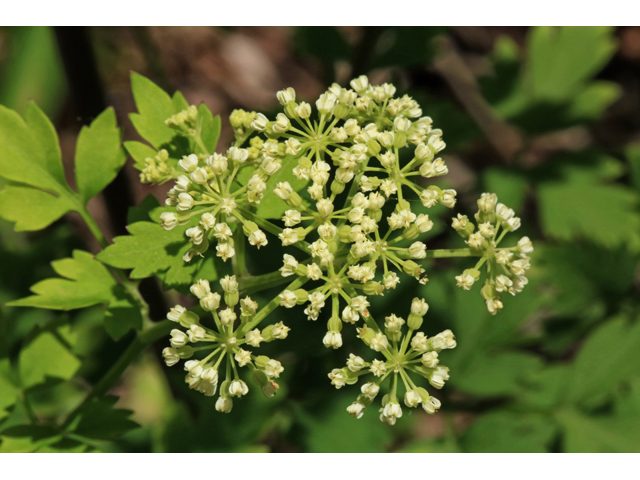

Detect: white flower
455,273,475,290
347,402,365,419
265,359,284,378
219,307,237,326
370,359,387,376
220,275,238,292
409,241,426,259
404,390,422,408
277,87,296,105
228,380,249,397
383,402,403,420
280,254,298,277
384,314,405,332
518,236,534,253
167,305,186,322
422,351,439,368
279,289,297,308
477,193,497,213
160,212,178,230
251,112,268,131
162,347,179,366
361,382,380,399
411,332,428,352
422,396,441,414
370,333,389,352
486,297,503,315
429,366,450,389
347,354,365,372
323,331,343,349
200,213,216,230
248,230,268,248
228,146,249,163
411,298,429,316
215,396,233,413
246,329,263,347
235,349,252,367
178,154,198,172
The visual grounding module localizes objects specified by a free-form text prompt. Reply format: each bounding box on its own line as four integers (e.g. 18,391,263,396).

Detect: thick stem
240,271,290,296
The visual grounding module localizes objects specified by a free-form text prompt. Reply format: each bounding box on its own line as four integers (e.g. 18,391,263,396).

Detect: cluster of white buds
328,298,456,424
452,193,533,314
165,105,199,134
139,149,175,184
159,137,282,262
162,275,290,412
256,76,458,345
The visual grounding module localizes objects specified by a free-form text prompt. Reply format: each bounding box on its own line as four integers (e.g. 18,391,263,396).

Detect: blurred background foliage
1,26,640,452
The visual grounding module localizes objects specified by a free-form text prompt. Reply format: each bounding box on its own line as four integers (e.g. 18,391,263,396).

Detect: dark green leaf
462,411,556,453
71,396,139,440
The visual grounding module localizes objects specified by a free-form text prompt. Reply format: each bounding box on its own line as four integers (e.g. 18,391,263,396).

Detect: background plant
0,26,639,453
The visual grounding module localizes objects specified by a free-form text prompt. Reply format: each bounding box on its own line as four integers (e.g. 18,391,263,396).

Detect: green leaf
0,360,18,421
124,140,158,170
0,27,66,117
537,154,640,249
22,102,65,186
196,104,221,155
129,73,178,149
626,143,640,191
452,351,542,397
557,409,640,453
97,221,199,286
526,26,616,102
0,185,74,231
71,396,139,440
301,397,392,453
485,27,619,132
564,317,640,404
296,26,350,62
462,411,557,453
19,332,81,388
7,250,115,310
0,104,69,194
103,285,143,341
74,108,127,203
567,81,621,121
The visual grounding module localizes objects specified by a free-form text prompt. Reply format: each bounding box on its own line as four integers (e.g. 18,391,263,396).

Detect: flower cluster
147,78,532,423
158,134,286,262
452,193,533,314
256,76,458,345
327,298,456,424
161,275,290,412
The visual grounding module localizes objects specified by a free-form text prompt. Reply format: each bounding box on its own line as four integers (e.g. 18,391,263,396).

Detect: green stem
61,320,173,430
238,276,309,336
240,271,290,296
424,248,480,258
232,223,249,279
